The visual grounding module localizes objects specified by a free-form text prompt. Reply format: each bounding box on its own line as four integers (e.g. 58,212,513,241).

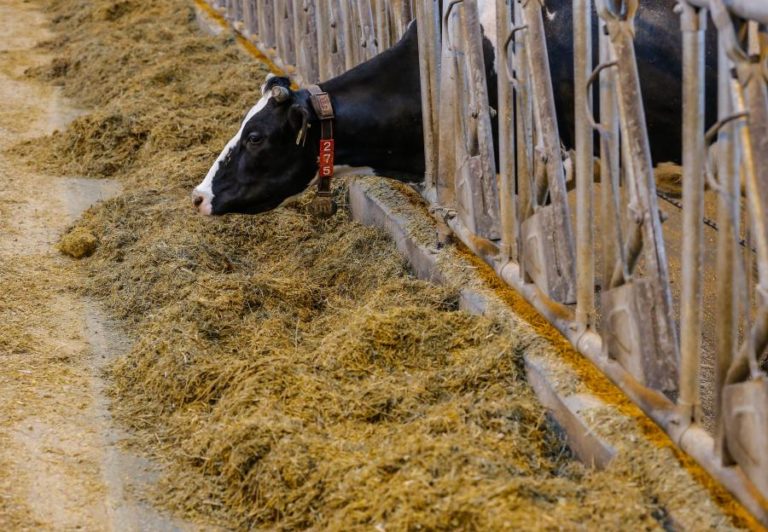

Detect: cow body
543,0,717,163
194,1,717,215
194,22,425,215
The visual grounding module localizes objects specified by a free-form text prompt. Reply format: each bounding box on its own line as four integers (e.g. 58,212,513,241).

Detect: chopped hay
654,162,684,197
58,226,98,258
11,0,750,529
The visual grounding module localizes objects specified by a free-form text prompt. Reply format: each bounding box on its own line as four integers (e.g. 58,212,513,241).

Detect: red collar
307,85,335,206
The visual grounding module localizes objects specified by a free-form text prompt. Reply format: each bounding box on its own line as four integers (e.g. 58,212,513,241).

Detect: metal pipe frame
520,0,577,303
496,0,518,261
574,0,594,327
600,0,681,380
415,0,440,203
513,0,534,276
714,30,741,464
598,23,621,296
677,1,707,425
456,0,501,240
687,0,768,25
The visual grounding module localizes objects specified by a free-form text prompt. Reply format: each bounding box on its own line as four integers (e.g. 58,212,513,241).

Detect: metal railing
199,0,768,523
209,0,414,84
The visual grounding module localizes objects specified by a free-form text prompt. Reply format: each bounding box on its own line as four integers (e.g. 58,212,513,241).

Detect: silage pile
12,0,702,528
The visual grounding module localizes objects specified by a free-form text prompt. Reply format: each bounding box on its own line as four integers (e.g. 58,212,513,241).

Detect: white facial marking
193,93,272,214
546,7,557,21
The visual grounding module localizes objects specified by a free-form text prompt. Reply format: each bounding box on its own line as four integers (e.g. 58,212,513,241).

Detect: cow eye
245,132,263,146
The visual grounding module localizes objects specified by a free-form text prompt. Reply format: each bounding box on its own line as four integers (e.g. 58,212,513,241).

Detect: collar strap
306,85,335,196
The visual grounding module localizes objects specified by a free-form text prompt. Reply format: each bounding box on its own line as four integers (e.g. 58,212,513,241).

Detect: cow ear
262,74,292,95
288,104,310,146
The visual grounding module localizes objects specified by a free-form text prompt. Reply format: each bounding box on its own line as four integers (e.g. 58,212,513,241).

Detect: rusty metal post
574,0,594,327
677,1,707,424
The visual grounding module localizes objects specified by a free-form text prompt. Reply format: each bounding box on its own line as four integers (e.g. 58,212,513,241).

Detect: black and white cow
193,0,716,215
193,20,424,215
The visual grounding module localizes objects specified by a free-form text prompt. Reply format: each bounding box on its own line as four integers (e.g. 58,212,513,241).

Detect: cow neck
306,85,335,198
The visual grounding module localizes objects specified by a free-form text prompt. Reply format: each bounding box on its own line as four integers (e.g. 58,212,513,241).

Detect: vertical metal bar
603,6,680,382
243,0,256,36
292,0,303,73
734,66,768,284
436,1,458,206
574,0,594,327
253,0,261,36
316,0,333,80
274,0,295,65
514,0,533,272
724,72,768,387
375,0,391,51
678,2,707,424
415,0,439,200
233,0,243,23
714,33,740,462
599,22,620,292
340,0,356,69
258,0,276,50
458,0,501,239
356,0,378,60
391,0,412,39
496,0,517,261
521,0,577,302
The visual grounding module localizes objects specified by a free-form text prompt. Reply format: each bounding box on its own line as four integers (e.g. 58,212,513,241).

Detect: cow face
193,76,315,215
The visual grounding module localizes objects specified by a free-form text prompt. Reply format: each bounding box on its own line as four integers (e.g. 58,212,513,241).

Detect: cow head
192,75,316,215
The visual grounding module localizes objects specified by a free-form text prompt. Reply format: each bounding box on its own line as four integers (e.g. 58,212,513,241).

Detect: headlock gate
203,0,768,523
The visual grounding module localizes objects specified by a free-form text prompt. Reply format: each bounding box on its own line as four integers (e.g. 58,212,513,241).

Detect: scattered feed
58,226,98,258
654,162,684,197
10,0,750,529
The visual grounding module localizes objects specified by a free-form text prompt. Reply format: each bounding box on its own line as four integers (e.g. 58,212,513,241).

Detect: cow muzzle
192,190,213,215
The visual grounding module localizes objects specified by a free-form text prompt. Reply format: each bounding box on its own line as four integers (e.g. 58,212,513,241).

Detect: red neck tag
319,139,335,178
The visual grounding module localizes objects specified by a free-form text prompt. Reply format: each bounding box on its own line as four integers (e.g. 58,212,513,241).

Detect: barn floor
0,0,759,529
0,1,190,529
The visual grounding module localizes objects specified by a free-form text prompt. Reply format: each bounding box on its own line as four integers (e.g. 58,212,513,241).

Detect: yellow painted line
192,0,298,88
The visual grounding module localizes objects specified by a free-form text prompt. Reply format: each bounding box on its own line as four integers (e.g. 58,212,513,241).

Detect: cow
193,1,717,215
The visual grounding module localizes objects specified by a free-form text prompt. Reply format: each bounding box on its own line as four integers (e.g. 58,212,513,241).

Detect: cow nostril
193,195,204,208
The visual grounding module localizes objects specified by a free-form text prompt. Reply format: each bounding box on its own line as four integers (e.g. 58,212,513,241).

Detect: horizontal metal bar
686,0,768,24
